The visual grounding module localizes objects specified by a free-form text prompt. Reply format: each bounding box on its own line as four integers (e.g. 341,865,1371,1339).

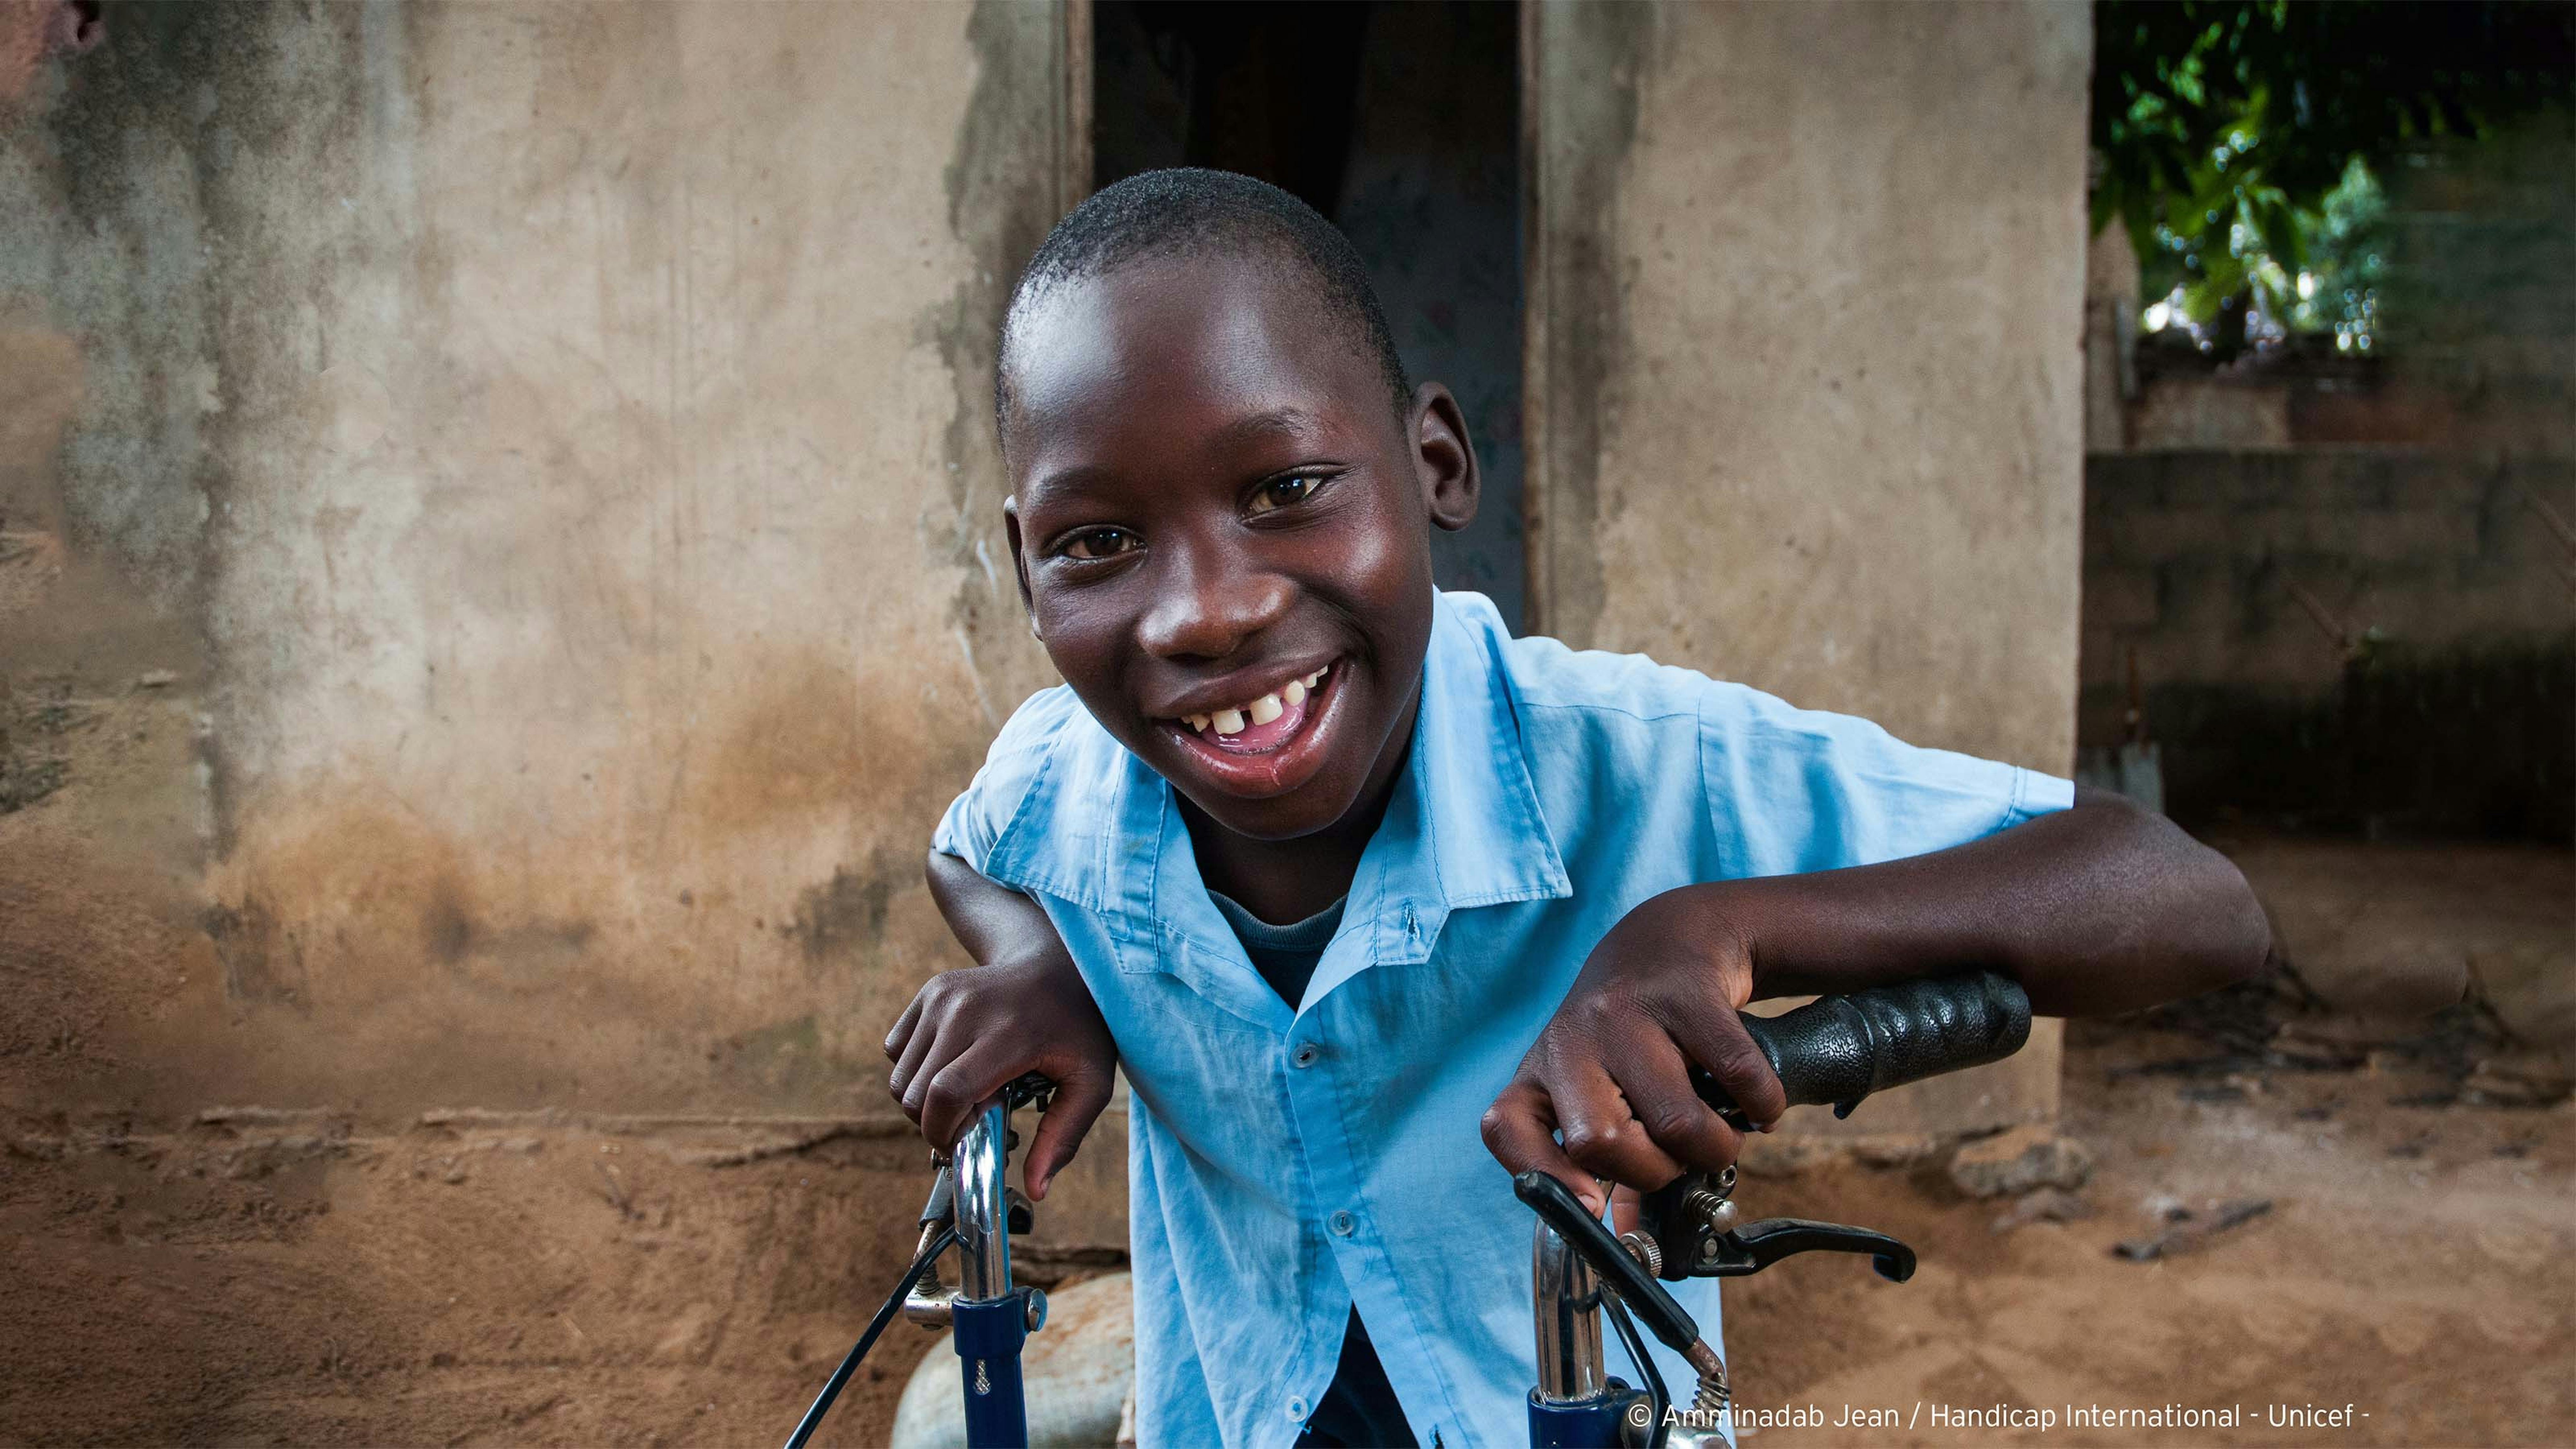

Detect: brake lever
1633,1167,1915,1284
1694,1218,1915,1282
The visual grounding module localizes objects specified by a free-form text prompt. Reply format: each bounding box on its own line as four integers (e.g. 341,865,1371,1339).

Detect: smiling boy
885,169,2269,1448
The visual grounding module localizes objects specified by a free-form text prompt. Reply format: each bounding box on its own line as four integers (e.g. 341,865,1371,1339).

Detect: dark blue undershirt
1207,891,1419,1449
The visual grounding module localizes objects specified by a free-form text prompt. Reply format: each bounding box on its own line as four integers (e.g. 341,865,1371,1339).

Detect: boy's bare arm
1483,789,2272,1211
887,850,1116,1199
1713,786,2270,1011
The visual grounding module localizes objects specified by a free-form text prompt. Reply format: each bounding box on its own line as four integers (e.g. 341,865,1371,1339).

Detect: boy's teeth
1185,664,1334,739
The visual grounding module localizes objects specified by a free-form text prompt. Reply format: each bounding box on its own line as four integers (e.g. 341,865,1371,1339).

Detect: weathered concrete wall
4,0,1074,1118
3,5,1119,1437
1527,0,2091,1133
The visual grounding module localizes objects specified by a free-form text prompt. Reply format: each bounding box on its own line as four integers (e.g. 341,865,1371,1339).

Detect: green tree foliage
2093,0,2573,355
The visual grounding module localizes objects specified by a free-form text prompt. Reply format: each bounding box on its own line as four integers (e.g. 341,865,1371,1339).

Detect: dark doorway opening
1094,1,1526,632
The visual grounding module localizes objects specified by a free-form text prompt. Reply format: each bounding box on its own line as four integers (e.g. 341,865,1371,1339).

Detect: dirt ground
1724,1007,2573,1447
1716,830,2575,1447
2,834,2568,1447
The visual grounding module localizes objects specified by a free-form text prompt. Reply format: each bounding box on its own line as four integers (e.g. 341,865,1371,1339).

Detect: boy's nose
1136,548,1293,662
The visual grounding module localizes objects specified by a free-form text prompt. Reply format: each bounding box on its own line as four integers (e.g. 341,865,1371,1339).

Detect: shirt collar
981,591,1572,957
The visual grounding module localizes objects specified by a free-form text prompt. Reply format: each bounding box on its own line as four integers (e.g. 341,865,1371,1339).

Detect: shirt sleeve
930,684,1083,876
1697,679,2074,879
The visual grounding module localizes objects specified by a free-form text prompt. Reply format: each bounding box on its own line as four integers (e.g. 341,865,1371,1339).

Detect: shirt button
1291,1042,1320,1069
1329,1210,1356,1236
1287,1396,1309,1421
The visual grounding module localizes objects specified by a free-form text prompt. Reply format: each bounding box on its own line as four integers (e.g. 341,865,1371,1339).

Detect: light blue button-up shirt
935,591,2071,1448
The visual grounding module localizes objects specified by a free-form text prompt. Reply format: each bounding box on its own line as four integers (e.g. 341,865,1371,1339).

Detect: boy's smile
1161,656,1335,769
998,252,1477,896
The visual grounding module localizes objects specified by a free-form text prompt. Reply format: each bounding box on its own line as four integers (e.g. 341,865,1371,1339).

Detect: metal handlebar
953,1104,1015,1302
1531,1207,1610,1405
790,1079,1054,1449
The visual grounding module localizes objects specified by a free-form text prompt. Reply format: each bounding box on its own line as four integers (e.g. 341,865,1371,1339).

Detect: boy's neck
1180,700,1419,926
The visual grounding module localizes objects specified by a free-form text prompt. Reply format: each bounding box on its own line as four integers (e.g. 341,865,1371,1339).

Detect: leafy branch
2092,1,2573,356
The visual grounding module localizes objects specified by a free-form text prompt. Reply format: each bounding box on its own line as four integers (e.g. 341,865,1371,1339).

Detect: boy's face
1000,254,1477,843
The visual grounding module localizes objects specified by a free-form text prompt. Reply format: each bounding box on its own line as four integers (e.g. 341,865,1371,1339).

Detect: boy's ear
1410,382,1480,534
1002,496,1041,638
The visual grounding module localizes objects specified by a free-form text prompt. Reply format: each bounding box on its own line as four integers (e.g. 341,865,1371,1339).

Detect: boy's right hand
884,945,1116,1201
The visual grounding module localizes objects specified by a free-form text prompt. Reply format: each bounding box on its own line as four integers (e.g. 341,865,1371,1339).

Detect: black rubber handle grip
1698,972,2032,1122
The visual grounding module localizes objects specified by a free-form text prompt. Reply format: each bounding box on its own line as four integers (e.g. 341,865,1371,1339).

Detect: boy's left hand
1481,886,1785,1216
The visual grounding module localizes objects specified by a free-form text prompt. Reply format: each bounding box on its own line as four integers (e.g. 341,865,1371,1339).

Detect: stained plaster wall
1,0,1130,1227
1527,1,2092,1135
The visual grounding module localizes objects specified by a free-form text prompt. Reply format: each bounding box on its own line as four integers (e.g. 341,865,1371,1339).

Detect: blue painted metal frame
1527,1387,1632,1447
952,1294,1030,1449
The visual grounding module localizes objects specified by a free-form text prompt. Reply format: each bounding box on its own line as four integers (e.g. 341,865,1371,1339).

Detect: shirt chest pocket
1090,935,1284,1108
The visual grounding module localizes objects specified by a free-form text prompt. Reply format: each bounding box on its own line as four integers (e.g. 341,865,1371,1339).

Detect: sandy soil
1721,1009,2573,1447
0,1117,952,1447
1712,829,2576,1447
3,837,2568,1447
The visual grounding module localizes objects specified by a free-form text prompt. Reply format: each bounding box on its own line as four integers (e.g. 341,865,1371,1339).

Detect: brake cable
785,1223,958,1449
1601,1288,1672,1449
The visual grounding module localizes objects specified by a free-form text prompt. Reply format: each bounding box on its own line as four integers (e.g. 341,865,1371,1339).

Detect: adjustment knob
1618,1230,1664,1278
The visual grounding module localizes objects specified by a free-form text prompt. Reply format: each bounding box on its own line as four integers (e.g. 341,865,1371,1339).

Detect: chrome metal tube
1531,1219,1607,1403
952,1103,1013,1303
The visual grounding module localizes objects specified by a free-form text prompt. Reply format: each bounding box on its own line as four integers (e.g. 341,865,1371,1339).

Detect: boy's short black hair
996,168,1414,439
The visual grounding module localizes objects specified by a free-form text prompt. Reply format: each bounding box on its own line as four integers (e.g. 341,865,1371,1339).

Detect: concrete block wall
2382,108,2576,461
2086,450,2572,686
2082,447,2575,835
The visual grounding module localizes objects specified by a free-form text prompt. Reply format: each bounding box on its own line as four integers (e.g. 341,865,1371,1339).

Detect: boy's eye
1058,527,1140,561
1246,473,1329,516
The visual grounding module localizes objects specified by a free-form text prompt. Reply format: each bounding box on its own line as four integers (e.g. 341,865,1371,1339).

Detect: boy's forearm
926,848,1069,970
1696,788,2269,1016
